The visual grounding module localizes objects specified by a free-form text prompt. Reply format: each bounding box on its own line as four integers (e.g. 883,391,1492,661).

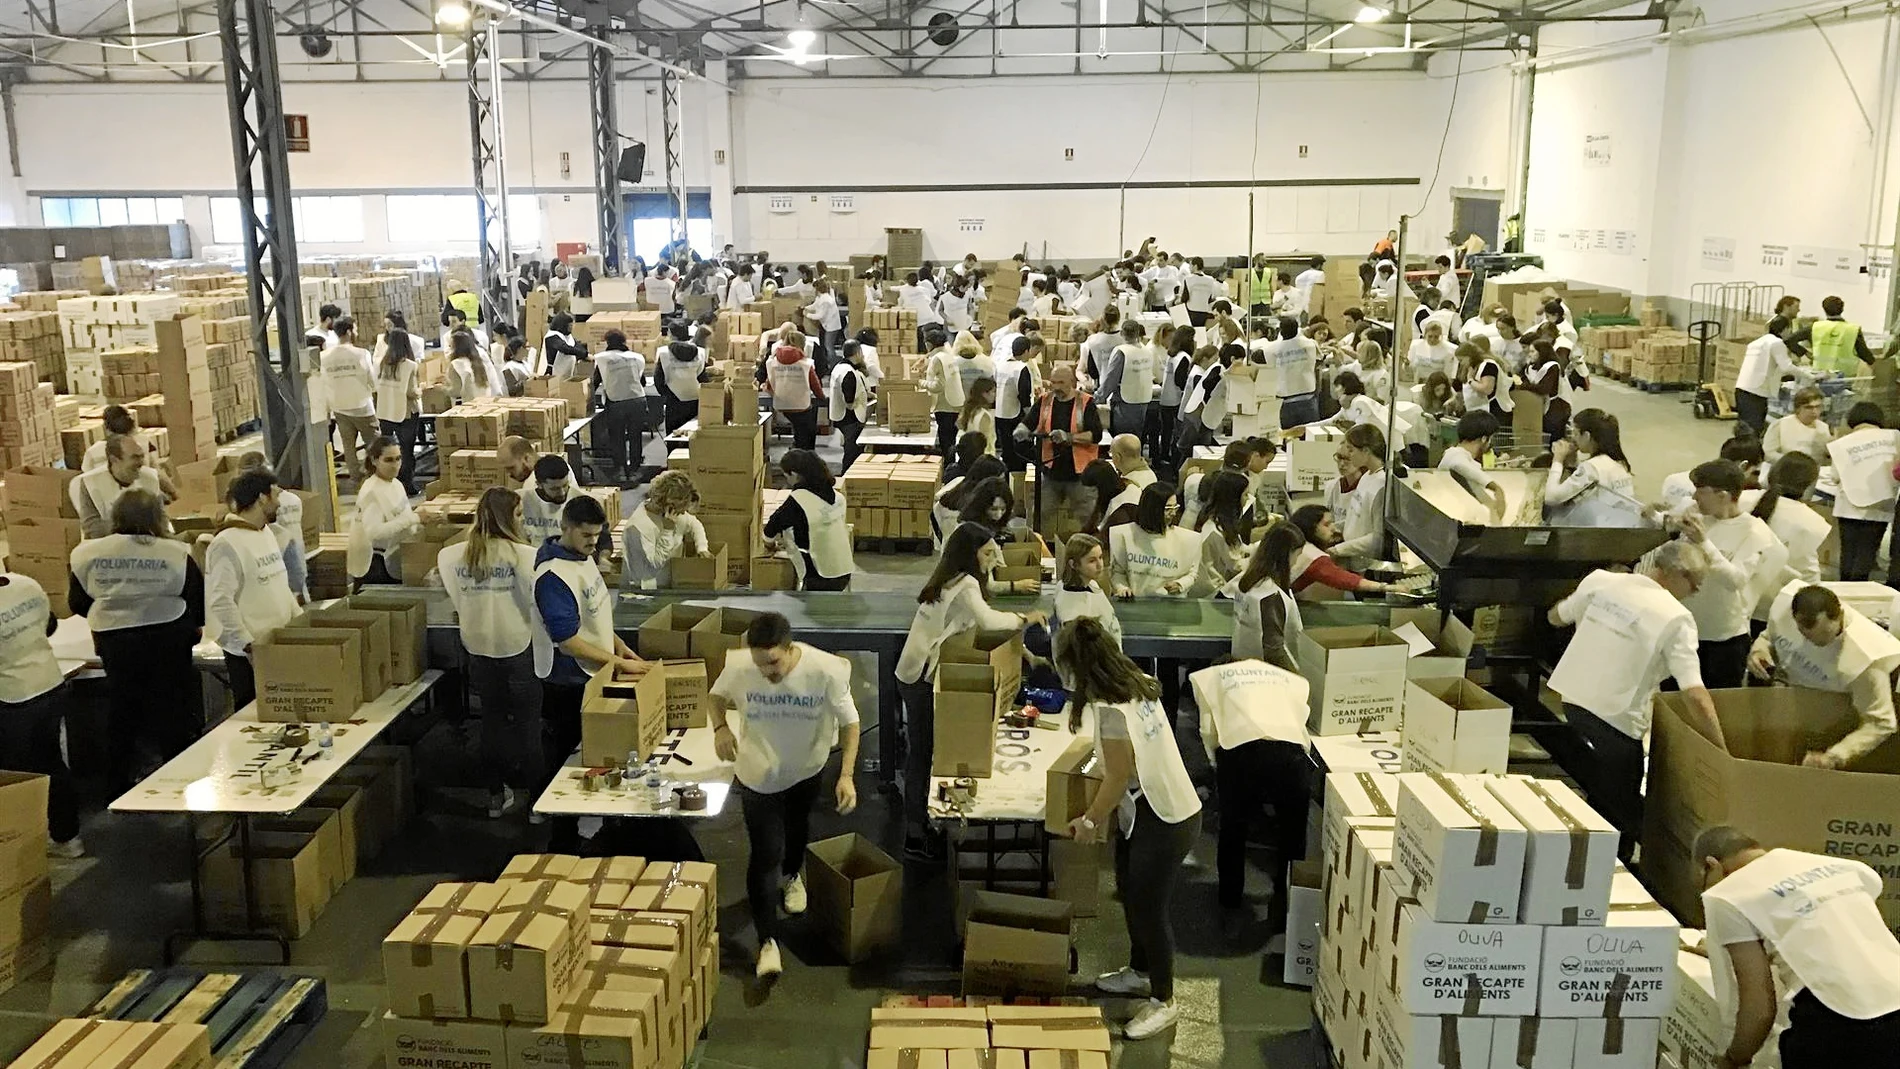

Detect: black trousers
0,685,78,842
603,397,646,471
1153,405,1177,469
1188,310,1209,327
896,677,934,834
737,771,824,942
1699,632,1752,690
1113,800,1202,1002
996,415,1026,473
1565,704,1645,860
1214,738,1312,912
837,414,866,471
784,407,819,452
541,681,585,786
1839,518,1888,582
1782,989,1900,1069
1172,414,1212,477
380,416,421,495
355,553,399,592
1734,390,1769,438
225,651,257,713
802,560,851,592
96,620,203,792
470,650,544,792
663,397,697,434
933,410,959,460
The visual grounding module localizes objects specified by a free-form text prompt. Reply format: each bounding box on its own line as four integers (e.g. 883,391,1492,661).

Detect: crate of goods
880,384,932,434
15,289,85,313
98,346,160,404
301,276,349,328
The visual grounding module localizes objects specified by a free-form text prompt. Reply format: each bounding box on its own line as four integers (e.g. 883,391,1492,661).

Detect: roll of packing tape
676,786,707,812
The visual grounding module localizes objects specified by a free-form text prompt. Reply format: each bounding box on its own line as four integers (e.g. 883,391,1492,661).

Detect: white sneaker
1095,967,1152,996
1123,998,1178,1040
46,837,83,860
782,874,807,916
487,787,520,819
756,938,783,978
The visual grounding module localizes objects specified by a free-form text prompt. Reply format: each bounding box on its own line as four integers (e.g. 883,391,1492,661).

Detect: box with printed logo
1484,777,1617,927
1393,772,1528,924
1373,988,1496,1069
1388,902,1544,1016
1538,869,1678,1019
1296,627,1410,736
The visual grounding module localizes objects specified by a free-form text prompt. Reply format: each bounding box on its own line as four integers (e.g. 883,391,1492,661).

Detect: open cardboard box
960,890,1073,998
1398,678,1511,775
670,545,729,590
636,603,717,660
251,627,364,723
1645,687,1900,931
933,663,1002,778
804,833,902,963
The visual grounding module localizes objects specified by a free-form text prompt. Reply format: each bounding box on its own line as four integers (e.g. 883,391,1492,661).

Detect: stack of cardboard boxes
579,311,665,353
0,773,53,998
841,456,937,540
198,314,260,437
150,317,220,464
864,309,920,355
0,311,65,392
2,463,80,615
1627,331,1695,385
249,593,429,724
6,1019,211,1068
0,361,59,470
866,1004,1112,1069
301,275,349,331
346,276,414,343
57,293,182,396
688,415,766,585
1317,771,1672,1069
382,855,718,1069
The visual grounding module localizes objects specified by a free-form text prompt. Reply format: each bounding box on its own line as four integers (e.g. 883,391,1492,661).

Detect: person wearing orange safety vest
1027,363,1104,539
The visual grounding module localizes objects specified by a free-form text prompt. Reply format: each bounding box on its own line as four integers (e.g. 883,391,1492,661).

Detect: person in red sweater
1287,504,1391,598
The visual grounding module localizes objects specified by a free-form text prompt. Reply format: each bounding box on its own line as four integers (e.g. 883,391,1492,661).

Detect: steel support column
216,0,330,527
660,66,687,257
588,44,623,273
468,18,516,326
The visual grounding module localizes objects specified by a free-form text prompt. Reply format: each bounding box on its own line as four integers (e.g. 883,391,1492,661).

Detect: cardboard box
253,810,348,895
0,875,52,997
302,784,369,869
1044,738,1103,836
585,943,688,1008
1048,838,1101,919
590,913,686,955
0,772,49,898
1538,870,1678,1018
566,856,648,908
1373,991,1496,1069
1322,772,1400,886
961,890,1072,997
384,881,507,1019
383,1014,507,1069
466,879,590,1025
1389,608,1478,680
669,545,729,590
985,1006,1111,1054
867,1007,991,1049
1388,903,1544,1016
582,661,666,766
4,464,77,516
251,627,365,723
7,1020,147,1068
636,604,716,660
750,555,798,590
346,589,430,684
508,987,662,1069
934,663,1001,778
1484,778,1617,927
659,661,707,730
1645,687,1900,930
1399,679,1512,776
296,608,392,702
688,606,761,687
804,833,902,963
1296,626,1410,736
623,861,715,950
1490,1018,1577,1069
201,830,329,938
1663,946,1784,1069
1574,1017,1661,1069
501,853,581,883
1284,860,1324,987
1393,772,1528,924
569,956,683,1069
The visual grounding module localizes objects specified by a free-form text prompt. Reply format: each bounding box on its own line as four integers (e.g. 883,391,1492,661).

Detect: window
209,195,365,244
40,196,185,228
384,193,541,247
624,193,714,263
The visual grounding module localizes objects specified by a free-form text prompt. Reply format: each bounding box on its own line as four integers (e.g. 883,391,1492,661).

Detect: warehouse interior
0,0,1897,1067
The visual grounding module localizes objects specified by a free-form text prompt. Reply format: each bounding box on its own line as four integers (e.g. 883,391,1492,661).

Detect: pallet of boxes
57,292,181,399
0,311,66,393
1317,770,1677,1069
685,396,766,586
866,1001,1113,1069
842,456,939,544
381,854,718,1069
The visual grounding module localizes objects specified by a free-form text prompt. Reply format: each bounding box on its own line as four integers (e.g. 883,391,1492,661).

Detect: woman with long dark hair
1189,469,1254,595
374,325,422,494
1057,617,1201,1041
763,448,855,591
570,267,596,320
894,523,1047,859
1546,408,1636,514
935,455,1007,551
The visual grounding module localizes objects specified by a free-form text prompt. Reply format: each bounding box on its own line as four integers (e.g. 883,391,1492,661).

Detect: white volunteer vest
1160,352,1193,407
1110,525,1202,596
1767,585,1900,692
532,554,615,680
1270,338,1317,397
1188,659,1312,751
70,534,191,631
1547,573,1690,734
1104,483,1143,524
828,365,868,423
790,489,854,580
1224,575,1303,662
1116,345,1157,404
519,488,567,549
1828,427,1900,508
596,352,646,401
661,351,705,400
438,540,538,658
993,358,1031,420
79,467,161,533
1052,583,1121,645
0,575,62,704
767,357,815,411
543,332,577,376
1094,697,1202,832
209,525,300,652
953,354,995,400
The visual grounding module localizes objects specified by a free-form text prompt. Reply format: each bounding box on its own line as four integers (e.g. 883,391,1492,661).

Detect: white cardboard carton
1538,871,1679,1018
1490,1018,1577,1069
1663,947,1785,1069
1485,777,1618,926
1297,626,1411,736
1324,772,1402,885
1573,1017,1661,1069
1388,608,1477,681
1373,989,1496,1069
1284,860,1325,988
1314,730,1406,776
1389,902,1544,1017
1401,679,1513,775
1394,772,1528,924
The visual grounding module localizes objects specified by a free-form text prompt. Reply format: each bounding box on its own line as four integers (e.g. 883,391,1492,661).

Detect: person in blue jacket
532,495,643,785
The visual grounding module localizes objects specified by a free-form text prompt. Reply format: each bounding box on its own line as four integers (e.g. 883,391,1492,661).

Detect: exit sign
285,114,310,152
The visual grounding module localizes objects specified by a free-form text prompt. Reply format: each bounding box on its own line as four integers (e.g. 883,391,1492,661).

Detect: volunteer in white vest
1546,542,1723,859
1695,825,1900,1069
533,494,641,783
205,469,301,712
439,487,543,819
448,328,502,403
829,341,872,471
1438,411,1509,522
1052,533,1122,645
67,488,204,794
1677,459,1787,688
1224,521,1305,672
709,612,860,980
659,333,709,434
804,278,844,363
1546,408,1639,525
1187,470,1256,596
80,405,148,471
1192,652,1311,922
763,449,855,592
322,317,381,485
764,328,824,453
542,314,589,379
1739,453,1827,625
894,523,1047,859
918,326,966,460
1171,345,1232,463
1328,424,1391,567
1733,317,1806,438
993,335,1040,479
0,570,81,856
1258,317,1319,428
1058,617,1202,1042
592,331,648,474
620,470,709,591
1825,402,1899,583
1156,341,1195,466
1108,483,1203,598
373,325,423,495
349,436,420,590
76,434,168,540
1763,386,1832,466
1748,584,1900,768
1101,321,1159,439
519,455,607,559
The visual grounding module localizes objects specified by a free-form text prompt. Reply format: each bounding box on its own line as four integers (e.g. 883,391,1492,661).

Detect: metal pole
488,18,516,325
588,44,623,273
661,67,687,258
1383,213,1409,561
1244,189,1256,347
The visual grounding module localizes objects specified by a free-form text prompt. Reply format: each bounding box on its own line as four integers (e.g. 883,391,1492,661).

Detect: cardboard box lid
537,985,658,1047
963,889,1073,936
385,881,506,961
591,913,686,951
984,1007,1111,1051
501,854,582,882
1486,777,1617,836
1399,771,1527,835
868,1008,991,1049
471,878,588,957
585,943,687,1003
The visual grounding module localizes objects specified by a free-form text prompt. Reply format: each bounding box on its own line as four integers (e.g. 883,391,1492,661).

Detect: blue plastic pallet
84,968,327,1069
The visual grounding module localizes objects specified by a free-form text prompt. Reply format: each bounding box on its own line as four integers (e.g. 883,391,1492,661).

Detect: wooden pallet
84,969,327,1069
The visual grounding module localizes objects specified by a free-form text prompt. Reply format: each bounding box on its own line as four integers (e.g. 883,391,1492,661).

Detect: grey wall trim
733,177,1422,195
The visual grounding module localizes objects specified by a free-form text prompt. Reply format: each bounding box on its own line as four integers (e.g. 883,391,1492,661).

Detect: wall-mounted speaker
616,143,646,183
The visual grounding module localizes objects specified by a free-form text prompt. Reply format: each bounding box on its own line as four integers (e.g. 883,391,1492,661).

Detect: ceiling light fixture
1354,5,1389,22
788,28,817,48
435,0,470,26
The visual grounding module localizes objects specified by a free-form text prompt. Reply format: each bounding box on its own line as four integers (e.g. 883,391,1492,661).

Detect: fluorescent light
788,28,816,47
435,0,470,25
1354,5,1389,22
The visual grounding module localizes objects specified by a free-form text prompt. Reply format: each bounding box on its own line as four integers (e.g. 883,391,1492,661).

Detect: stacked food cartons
0,362,59,470
0,312,66,392
57,292,181,396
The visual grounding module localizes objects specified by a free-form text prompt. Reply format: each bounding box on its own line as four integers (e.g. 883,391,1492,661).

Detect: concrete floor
0,381,1732,1068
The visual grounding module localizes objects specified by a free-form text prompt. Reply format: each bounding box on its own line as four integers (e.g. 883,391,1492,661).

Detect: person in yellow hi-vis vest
1247,255,1276,320
1791,295,1873,377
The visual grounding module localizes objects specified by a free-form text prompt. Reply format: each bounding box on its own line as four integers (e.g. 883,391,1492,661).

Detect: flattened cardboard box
985,1006,1112,1052
383,881,507,1020
868,1007,990,1050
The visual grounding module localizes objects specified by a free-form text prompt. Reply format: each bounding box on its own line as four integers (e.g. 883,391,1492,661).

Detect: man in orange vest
1027,363,1104,540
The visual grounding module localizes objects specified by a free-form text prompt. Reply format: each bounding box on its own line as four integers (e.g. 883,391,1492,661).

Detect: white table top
929,716,1091,824
1311,729,1404,776
534,726,734,819
51,613,223,680
858,431,939,452
107,670,443,815
563,414,595,441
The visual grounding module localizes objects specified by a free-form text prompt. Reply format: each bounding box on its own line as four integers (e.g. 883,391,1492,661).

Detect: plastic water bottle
625,750,641,781
316,723,334,761
644,763,664,807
